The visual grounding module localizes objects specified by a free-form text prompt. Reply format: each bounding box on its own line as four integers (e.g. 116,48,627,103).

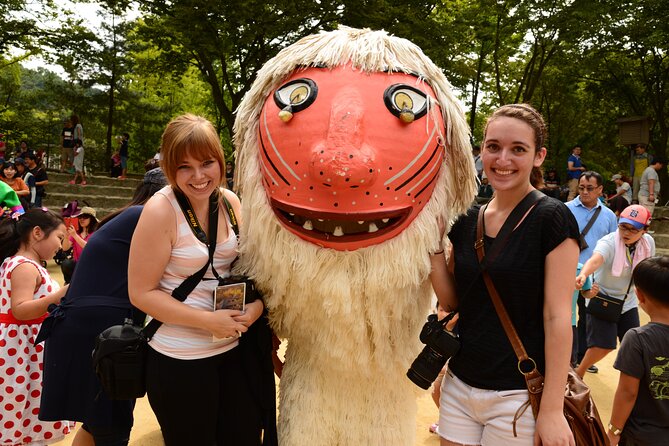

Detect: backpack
61,200,81,218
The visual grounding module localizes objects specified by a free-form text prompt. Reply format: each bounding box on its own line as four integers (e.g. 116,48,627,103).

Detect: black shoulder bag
586,279,633,323
93,191,224,400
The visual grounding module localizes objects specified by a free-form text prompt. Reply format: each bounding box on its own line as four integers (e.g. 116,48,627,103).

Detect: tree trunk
469,41,487,135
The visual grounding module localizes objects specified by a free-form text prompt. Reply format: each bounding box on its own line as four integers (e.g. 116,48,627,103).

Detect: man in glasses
567,171,618,372
575,205,655,377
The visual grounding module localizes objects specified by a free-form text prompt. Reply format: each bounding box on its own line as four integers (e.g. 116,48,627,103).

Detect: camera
406,312,460,390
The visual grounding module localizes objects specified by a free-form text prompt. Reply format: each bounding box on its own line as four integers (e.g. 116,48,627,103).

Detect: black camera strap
142,190,220,340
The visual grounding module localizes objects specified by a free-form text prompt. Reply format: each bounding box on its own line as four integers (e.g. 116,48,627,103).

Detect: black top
119,139,128,157
39,206,143,428
29,166,47,197
614,322,669,444
62,127,74,149
448,197,579,390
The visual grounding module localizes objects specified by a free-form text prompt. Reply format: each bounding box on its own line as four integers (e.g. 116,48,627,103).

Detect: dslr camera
406,312,460,390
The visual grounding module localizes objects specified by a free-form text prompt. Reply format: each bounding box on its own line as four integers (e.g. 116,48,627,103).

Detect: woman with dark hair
60,206,98,284
38,168,168,446
430,104,580,445
71,114,84,147
1,161,30,200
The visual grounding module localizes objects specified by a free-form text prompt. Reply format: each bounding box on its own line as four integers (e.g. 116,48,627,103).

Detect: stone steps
47,172,142,188
42,171,138,217
48,182,136,196
649,206,669,250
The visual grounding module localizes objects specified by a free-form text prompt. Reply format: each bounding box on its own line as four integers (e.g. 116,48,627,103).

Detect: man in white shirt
638,157,665,216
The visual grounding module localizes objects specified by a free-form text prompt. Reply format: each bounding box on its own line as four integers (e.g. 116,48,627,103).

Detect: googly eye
273,79,318,113
383,84,429,122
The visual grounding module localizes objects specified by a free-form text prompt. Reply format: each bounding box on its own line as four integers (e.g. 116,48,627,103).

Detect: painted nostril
308,87,376,187
310,145,376,187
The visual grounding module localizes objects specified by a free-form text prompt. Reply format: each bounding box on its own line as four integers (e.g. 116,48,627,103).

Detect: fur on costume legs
233,26,477,446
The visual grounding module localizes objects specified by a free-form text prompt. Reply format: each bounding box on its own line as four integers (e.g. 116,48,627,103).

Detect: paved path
46,259,627,445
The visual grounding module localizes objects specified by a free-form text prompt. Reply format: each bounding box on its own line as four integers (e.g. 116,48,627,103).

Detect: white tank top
148,186,239,359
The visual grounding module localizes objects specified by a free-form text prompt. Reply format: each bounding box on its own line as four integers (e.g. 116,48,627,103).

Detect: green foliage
0,0,667,188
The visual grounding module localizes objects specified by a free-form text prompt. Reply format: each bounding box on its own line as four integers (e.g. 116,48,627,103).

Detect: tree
136,0,454,141
0,0,50,64
584,0,669,184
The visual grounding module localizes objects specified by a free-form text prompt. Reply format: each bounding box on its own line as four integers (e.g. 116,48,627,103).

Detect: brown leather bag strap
475,193,546,417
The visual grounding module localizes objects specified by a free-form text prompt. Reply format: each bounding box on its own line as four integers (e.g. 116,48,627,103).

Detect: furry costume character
234,27,477,446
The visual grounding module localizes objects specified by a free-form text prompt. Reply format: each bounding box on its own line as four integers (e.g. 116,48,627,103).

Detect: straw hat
73,206,98,221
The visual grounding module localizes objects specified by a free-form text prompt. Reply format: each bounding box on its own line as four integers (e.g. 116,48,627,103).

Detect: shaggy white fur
233,27,477,445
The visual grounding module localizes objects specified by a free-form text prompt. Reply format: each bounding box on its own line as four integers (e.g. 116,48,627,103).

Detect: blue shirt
567,154,583,180
565,196,618,263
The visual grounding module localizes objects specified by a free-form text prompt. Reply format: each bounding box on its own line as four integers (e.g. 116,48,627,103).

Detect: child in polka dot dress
0,209,73,445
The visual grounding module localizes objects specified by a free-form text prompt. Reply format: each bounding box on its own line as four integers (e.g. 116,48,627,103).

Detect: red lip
271,199,410,243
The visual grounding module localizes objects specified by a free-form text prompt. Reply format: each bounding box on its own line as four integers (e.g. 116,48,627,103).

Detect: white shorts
438,369,535,445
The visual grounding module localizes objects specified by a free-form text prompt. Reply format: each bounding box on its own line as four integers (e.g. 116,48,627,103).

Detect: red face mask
259,65,445,250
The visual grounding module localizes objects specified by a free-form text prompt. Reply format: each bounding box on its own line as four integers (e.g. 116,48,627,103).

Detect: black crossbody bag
586,277,633,323
92,190,253,400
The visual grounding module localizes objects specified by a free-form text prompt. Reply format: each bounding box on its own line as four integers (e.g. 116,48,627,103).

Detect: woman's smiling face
174,154,222,201
482,116,545,192
3,165,16,179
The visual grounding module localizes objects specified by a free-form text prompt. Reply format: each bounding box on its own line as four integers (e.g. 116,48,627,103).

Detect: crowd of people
1,152,49,211
0,106,667,446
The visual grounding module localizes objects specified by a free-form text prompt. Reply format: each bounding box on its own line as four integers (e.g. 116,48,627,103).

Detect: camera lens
406,347,447,390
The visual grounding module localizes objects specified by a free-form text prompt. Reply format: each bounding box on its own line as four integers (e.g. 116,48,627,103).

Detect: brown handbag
475,198,609,446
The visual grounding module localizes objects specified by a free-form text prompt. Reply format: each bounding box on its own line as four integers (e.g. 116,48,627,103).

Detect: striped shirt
149,186,239,359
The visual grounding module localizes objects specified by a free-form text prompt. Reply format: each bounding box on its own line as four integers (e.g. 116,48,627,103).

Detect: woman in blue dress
38,168,167,446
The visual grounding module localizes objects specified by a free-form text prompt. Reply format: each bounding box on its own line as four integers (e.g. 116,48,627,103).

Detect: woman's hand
581,282,599,299
204,309,248,339
574,273,587,290
534,410,575,446
233,300,264,328
607,431,620,446
67,225,77,237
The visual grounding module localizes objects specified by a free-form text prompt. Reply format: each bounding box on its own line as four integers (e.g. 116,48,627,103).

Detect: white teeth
289,213,295,216
318,219,324,222
333,226,344,236
192,182,208,189
303,220,313,230
368,223,378,233
358,221,365,224
382,218,389,223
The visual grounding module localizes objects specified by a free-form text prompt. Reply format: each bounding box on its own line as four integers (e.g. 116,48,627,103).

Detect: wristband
608,423,622,436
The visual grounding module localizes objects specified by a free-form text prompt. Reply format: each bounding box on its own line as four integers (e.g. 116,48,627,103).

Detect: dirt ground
47,259,627,446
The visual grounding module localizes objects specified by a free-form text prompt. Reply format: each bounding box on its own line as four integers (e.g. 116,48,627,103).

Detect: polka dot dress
0,256,73,445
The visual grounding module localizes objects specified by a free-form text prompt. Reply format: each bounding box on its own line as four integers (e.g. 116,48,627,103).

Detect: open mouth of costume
272,199,409,243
